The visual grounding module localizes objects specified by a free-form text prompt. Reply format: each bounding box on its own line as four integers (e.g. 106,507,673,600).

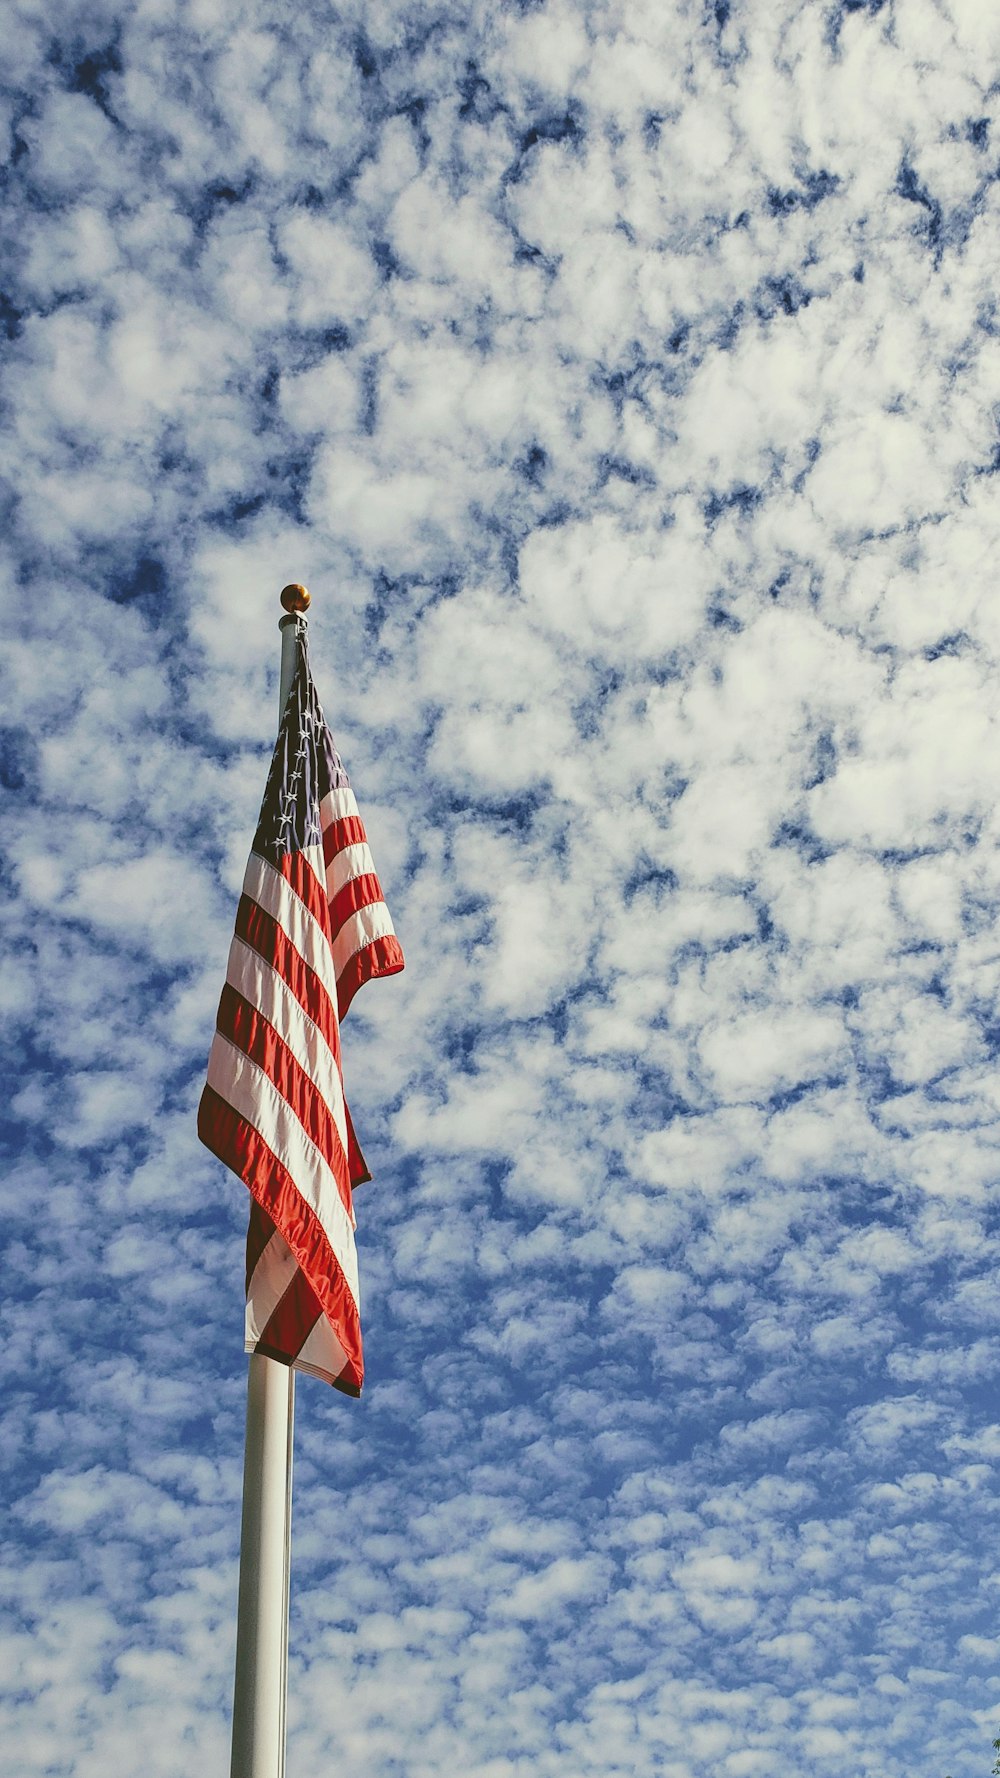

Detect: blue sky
4,0,1000,1773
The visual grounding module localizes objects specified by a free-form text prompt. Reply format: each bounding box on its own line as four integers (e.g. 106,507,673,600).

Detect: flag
198,622,404,1393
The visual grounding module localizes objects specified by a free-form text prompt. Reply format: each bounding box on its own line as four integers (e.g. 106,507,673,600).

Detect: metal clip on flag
199,584,404,1778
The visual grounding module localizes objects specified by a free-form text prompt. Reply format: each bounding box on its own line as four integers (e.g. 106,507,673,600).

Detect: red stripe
215,984,353,1218
275,850,332,939
247,1210,361,1397
246,1200,275,1293
323,815,367,865
259,1268,323,1362
235,895,342,1069
330,871,387,942
198,1084,363,1390
339,932,405,1020
345,1101,370,1187
259,1273,362,1395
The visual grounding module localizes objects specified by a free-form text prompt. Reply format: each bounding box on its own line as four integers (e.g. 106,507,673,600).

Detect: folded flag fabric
198,623,404,1393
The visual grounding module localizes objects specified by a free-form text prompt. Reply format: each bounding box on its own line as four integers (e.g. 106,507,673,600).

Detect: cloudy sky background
5,0,1000,1772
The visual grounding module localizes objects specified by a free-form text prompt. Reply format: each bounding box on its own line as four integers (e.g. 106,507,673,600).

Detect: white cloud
3,4,1000,1776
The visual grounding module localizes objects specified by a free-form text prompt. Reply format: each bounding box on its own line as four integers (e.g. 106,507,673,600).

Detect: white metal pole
230,1354,294,1778
229,590,307,1778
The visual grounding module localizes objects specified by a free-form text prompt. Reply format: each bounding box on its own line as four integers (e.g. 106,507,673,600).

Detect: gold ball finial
280,583,311,613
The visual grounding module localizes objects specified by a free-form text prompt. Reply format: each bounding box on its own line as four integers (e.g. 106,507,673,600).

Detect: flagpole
229,583,310,1778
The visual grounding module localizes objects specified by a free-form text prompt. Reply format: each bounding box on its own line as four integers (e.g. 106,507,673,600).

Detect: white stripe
207,1033,360,1304
245,1229,298,1344
243,852,339,1008
320,787,360,828
326,840,376,900
225,935,348,1159
332,900,397,977
294,1313,350,1385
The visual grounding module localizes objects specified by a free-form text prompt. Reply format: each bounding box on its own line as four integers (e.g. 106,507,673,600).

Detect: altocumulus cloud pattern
3,2,1000,1774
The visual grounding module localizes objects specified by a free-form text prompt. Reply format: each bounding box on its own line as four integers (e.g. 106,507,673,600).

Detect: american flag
198,622,404,1393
